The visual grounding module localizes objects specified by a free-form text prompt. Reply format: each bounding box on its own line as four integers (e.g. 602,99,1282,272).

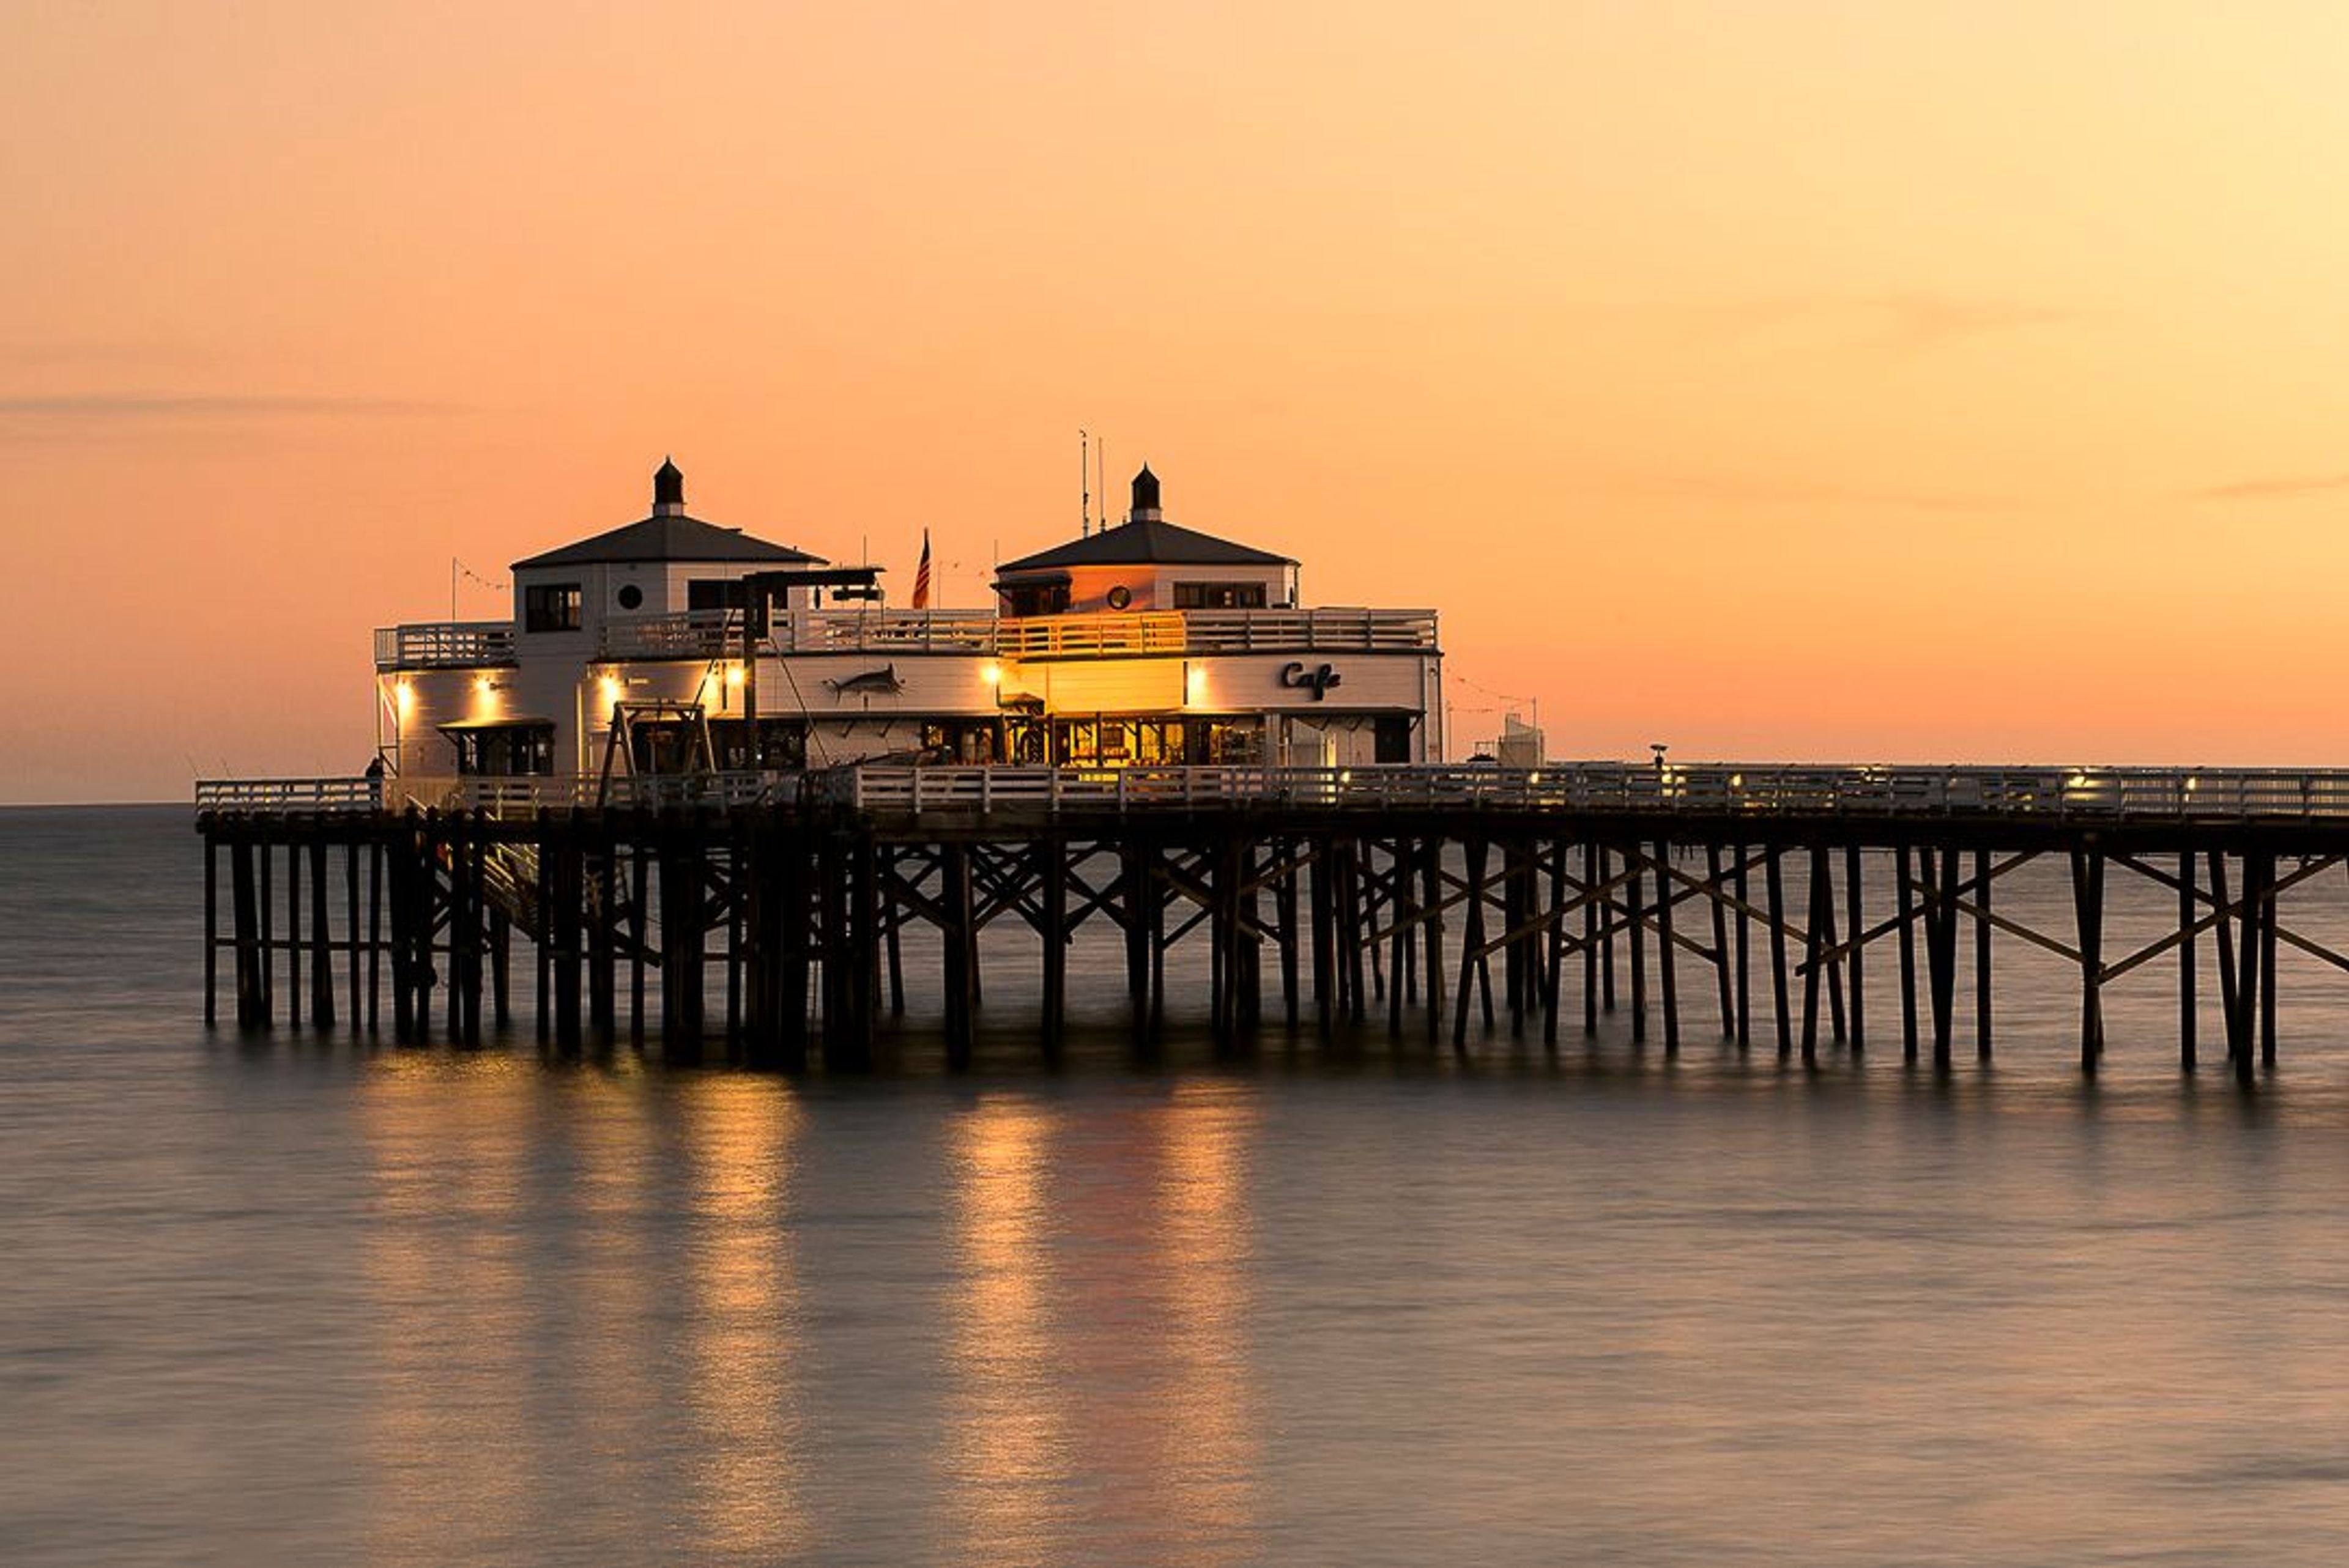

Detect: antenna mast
1080,428,1090,537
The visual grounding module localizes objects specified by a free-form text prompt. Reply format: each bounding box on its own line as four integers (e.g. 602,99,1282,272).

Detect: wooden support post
287,837,304,1031
849,834,880,1067
2259,851,2279,1071
588,838,616,1044
1583,840,1600,1037
1655,838,1679,1055
1844,845,1865,1053
1422,838,1446,1043
2073,843,2105,1074
1279,838,1302,1031
1309,836,1335,1041
490,908,511,1030
1512,830,1531,1028
1800,846,1826,1067
1345,839,1371,1027
1765,848,1791,1059
1149,846,1168,1041
1928,849,1958,1067
259,837,275,1026
1710,844,1734,1040
534,823,554,1045
1626,842,1647,1045
1041,837,1067,1063
1974,846,1993,1061
2179,849,2197,1072
2232,852,2258,1085
344,840,363,1034
1452,836,1488,1052
1125,841,1155,1044
231,837,260,1029
944,841,976,1070
1595,845,1617,1011
725,840,744,1054
554,828,584,1054
884,847,907,1017
629,843,649,1050
1896,845,1918,1063
1239,838,1264,1040
1733,841,1751,1049
366,839,382,1034
1381,830,1400,1042
1209,837,1231,1045
1822,851,1846,1046
2211,851,2240,1063
310,838,335,1030
382,840,409,1042
203,834,219,1027
1545,838,1569,1050
779,826,811,1073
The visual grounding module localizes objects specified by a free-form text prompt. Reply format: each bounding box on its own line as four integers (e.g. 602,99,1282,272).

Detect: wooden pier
195,763,2349,1082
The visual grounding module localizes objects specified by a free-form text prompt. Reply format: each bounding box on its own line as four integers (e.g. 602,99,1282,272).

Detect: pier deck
194,763,2349,1081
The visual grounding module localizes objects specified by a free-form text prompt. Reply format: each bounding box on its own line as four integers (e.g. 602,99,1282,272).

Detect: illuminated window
524,583,582,632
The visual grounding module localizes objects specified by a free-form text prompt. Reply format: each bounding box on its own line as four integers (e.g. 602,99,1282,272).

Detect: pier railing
372,622,518,669
198,763,2349,823
833,762,2349,819
578,606,1441,662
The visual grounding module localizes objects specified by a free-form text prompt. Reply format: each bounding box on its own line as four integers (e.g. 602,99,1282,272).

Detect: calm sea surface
12,805,2349,1565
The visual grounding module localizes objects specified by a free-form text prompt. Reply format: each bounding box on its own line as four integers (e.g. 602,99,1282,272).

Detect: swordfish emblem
825,663,904,697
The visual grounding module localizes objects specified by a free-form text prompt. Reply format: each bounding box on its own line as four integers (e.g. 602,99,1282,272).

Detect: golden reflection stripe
946,1096,1069,1566
684,1077,807,1561
357,1057,535,1562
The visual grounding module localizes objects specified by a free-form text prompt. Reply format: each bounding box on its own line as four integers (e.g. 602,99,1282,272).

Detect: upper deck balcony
374,621,517,670
377,607,1441,670
593,606,1441,662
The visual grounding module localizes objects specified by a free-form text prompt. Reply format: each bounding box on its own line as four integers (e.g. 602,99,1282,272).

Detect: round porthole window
617,584,644,610
1106,585,1132,610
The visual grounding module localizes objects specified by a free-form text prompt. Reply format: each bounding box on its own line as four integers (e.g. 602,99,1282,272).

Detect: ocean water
11,806,2349,1565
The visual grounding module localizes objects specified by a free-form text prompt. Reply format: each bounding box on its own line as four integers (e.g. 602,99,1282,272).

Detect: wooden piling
1844,845,1865,1053
1975,847,1993,1061
1655,838,1679,1054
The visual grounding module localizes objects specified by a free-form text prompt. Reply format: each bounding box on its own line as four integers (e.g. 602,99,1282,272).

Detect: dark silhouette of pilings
194,804,2348,1082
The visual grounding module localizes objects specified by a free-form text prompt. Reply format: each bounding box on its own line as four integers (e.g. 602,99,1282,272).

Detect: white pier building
375,460,1444,782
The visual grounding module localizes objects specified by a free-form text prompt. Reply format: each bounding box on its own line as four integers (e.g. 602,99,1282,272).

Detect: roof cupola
1130,464,1162,523
653,457,686,516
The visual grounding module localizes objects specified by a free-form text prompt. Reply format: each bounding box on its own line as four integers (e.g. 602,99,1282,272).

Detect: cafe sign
1279,661,1343,700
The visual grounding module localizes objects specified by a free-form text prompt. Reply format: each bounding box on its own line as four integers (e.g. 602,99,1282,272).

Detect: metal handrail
198,763,2349,822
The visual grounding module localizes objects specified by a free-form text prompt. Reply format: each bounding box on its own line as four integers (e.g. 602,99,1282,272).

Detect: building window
616,583,644,610
1174,581,1268,610
448,724,555,777
1001,582,1071,618
688,579,751,613
524,583,582,632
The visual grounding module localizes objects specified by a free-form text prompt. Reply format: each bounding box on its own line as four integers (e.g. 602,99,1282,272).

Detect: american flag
911,530,932,609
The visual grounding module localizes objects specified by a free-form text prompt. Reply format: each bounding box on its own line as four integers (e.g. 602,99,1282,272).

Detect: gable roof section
513,513,825,571
998,517,1294,574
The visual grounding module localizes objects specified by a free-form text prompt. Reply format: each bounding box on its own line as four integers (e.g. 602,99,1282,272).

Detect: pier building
375,460,1444,785
200,457,2349,1086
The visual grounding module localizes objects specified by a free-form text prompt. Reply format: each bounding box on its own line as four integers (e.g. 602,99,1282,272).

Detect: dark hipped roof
997,517,1294,574
513,513,825,571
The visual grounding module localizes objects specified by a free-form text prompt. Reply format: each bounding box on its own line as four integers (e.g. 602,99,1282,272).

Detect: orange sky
6,1,2349,801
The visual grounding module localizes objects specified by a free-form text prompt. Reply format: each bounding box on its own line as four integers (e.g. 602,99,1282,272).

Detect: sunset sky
6,2,2349,801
